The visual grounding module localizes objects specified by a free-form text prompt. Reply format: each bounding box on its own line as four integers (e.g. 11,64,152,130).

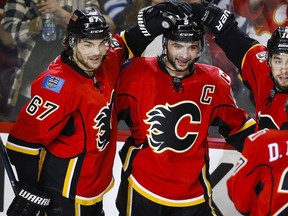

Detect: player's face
166,40,201,74
73,38,109,73
270,53,288,91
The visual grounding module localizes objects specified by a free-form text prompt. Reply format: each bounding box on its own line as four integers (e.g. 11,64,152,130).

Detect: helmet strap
69,36,78,48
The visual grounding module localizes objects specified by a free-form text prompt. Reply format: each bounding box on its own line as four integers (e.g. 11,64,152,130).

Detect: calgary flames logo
93,91,113,151
145,101,201,153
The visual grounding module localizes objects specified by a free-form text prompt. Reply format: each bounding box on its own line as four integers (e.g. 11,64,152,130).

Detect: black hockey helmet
67,9,110,39
267,26,288,62
163,18,204,45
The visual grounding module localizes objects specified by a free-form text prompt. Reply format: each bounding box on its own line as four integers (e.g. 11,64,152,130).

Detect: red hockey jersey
227,128,288,216
115,57,255,207
6,34,127,205
241,44,288,130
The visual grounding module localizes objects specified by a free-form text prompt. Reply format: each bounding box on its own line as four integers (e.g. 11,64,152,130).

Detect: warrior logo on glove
18,189,50,207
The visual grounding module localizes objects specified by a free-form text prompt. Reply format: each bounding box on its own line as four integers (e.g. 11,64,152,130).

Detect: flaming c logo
93,91,114,151
145,101,201,153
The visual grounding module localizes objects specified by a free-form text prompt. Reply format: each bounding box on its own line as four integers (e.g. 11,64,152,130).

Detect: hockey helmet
267,26,288,61
163,18,204,46
67,9,110,39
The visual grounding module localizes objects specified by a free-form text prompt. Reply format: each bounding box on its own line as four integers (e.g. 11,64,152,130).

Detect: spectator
115,17,255,216
101,0,131,25
227,98,288,216
0,0,17,119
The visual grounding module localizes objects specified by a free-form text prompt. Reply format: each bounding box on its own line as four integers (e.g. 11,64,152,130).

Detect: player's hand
7,182,50,216
137,1,193,37
189,1,237,35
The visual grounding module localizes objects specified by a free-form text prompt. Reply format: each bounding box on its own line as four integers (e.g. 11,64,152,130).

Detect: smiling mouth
89,57,101,63
278,75,288,81
177,59,189,67
90,56,100,60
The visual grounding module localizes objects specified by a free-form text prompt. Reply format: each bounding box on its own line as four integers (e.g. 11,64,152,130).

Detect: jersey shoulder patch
41,75,65,93
110,38,122,49
256,51,267,63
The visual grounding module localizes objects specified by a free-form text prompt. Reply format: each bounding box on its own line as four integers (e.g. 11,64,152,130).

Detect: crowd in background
0,0,287,132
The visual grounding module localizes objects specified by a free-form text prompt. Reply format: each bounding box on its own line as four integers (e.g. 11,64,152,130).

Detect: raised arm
123,1,193,57
189,2,259,70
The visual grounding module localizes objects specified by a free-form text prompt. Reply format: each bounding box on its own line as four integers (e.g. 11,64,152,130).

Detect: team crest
145,101,201,153
93,91,114,151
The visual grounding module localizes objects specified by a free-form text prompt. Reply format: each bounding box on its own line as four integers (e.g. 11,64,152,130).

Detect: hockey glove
190,1,237,35
137,1,193,37
7,182,50,216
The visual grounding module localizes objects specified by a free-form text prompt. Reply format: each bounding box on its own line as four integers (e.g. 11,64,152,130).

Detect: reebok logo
19,189,50,206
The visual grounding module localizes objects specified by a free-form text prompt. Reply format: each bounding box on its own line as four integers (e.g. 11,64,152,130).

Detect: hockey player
226,98,288,215
4,3,193,216
115,17,256,216
189,2,288,130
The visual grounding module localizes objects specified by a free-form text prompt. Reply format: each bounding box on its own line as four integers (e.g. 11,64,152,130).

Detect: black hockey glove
7,182,50,216
137,1,193,37
189,1,237,35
